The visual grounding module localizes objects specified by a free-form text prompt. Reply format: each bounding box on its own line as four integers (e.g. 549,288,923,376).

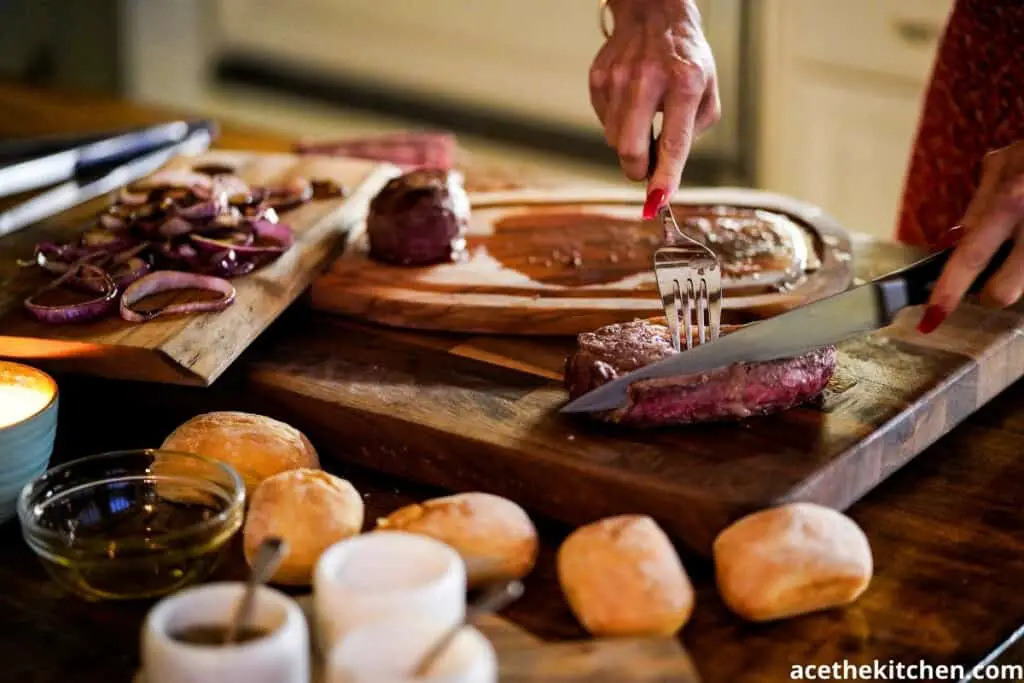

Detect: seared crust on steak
564,320,836,426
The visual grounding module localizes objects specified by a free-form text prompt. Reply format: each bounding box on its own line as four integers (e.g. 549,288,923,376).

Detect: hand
589,0,720,216
920,140,1024,333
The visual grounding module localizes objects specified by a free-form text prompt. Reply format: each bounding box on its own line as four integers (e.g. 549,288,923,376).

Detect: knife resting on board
561,241,1015,414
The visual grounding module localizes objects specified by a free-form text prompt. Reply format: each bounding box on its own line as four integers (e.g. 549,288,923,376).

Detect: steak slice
564,320,836,426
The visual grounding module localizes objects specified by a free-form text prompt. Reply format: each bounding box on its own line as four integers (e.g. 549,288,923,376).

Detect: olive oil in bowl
18,450,245,601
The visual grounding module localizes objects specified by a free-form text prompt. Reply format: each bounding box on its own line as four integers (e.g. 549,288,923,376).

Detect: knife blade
561,241,1014,414
0,120,201,199
0,125,212,240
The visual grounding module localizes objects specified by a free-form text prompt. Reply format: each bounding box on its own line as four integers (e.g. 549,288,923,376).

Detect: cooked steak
564,319,836,426
366,169,470,266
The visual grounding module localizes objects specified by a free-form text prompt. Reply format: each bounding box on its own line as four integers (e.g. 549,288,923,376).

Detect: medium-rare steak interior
564,320,836,426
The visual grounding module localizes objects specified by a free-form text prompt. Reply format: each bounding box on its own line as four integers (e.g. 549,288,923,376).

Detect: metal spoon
413,579,525,678
223,536,288,645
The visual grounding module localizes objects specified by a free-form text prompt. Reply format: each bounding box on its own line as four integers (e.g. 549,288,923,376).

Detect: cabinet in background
756,0,953,239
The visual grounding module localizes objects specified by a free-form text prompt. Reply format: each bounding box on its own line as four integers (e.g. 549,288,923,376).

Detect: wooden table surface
0,82,1022,683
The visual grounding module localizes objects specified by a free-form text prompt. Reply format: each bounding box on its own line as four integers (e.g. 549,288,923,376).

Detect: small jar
141,582,309,683
327,617,497,683
314,531,467,650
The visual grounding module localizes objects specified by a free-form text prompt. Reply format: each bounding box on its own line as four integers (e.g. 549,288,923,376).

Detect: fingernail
934,225,965,250
917,305,948,334
643,188,667,219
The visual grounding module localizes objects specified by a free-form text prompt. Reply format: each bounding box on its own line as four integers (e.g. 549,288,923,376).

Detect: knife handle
874,239,1015,318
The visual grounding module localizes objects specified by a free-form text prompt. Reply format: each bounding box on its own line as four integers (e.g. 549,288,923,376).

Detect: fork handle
647,129,659,179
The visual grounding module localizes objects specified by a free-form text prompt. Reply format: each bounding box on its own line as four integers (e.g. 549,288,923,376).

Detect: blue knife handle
874,240,1015,320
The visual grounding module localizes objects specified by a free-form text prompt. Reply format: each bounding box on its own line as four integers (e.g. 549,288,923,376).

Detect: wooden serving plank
310,186,854,334
0,150,399,386
243,288,1024,557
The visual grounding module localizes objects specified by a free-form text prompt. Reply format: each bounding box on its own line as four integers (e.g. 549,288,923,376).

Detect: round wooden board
310,186,854,335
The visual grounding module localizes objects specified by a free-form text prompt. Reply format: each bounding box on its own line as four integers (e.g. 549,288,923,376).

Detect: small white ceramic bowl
313,531,467,651
327,617,497,683
141,582,309,683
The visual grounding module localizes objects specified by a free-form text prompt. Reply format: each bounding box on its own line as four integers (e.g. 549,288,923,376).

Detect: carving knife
561,242,1014,414
0,124,213,240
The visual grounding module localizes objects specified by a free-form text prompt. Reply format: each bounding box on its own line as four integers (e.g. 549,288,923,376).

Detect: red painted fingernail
917,305,948,334
934,225,965,250
643,188,667,220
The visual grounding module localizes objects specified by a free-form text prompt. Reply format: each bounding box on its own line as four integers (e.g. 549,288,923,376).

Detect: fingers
589,66,610,129
981,223,1024,307
648,64,704,195
615,65,662,181
926,184,1023,319
694,75,721,135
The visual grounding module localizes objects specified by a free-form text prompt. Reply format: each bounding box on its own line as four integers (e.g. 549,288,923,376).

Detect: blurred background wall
0,0,953,240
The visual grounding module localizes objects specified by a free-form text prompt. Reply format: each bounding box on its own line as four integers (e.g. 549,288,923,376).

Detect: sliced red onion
159,216,194,237
111,257,152,289
28,172,327,324
175,199,219,220
120,271,236,322
251,219,295,249
24,263,118,324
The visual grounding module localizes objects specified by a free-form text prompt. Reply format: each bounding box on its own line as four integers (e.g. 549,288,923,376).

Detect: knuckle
668,61,707,95
993,179,1024,213
632,60,664,86
610,64,632,87
589,67,609,91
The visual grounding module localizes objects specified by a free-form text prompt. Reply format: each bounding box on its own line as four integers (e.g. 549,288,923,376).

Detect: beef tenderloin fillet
564,320,836,426
366,168,470,266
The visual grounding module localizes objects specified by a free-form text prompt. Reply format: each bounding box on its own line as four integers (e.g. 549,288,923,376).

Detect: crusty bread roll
376,492,538,588
713,502,873,622
556,515,694,637
243,468,364,585
160,411,319,492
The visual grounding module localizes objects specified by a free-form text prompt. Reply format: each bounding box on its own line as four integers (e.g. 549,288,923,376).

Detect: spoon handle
413,579,525,677
224,537,288,645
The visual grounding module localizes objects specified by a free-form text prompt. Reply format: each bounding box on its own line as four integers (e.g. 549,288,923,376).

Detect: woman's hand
919,140,1024,333
589,0,720,217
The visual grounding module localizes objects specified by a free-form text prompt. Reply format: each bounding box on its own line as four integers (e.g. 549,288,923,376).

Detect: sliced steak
564,319,836,426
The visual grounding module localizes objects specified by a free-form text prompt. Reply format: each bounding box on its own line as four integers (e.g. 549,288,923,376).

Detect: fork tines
653,205,722,352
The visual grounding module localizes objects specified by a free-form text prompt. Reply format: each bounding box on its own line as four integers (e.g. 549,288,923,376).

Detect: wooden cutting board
242,285,1024,557
310,186,854,334
0,150,398,386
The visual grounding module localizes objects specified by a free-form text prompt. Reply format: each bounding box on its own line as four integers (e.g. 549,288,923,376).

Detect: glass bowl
17,449,245,601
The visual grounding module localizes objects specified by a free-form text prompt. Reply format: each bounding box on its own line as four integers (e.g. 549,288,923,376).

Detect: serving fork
653,204,722,351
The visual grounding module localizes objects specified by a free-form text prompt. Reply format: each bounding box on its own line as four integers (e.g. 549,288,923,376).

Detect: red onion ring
159,216,194,237
25,170,328,325
24,263,118,324
120,271,236,322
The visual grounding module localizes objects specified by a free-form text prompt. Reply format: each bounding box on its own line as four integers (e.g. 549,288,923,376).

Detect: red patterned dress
896,0,1024,248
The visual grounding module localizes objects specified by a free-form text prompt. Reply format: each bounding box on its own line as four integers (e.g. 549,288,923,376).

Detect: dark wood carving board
242,281,1024,556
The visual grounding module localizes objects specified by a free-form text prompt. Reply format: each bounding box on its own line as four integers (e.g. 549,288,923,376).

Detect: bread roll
713,502,873,622
376,492,538,588
243,469,364,585
160,411,319,492
556,515,694,637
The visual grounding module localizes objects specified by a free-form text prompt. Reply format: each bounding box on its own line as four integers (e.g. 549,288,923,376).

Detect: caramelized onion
120,271,236,322
20,168,339,324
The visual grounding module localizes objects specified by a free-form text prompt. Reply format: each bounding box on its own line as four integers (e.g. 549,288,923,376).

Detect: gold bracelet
599,0,613,38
